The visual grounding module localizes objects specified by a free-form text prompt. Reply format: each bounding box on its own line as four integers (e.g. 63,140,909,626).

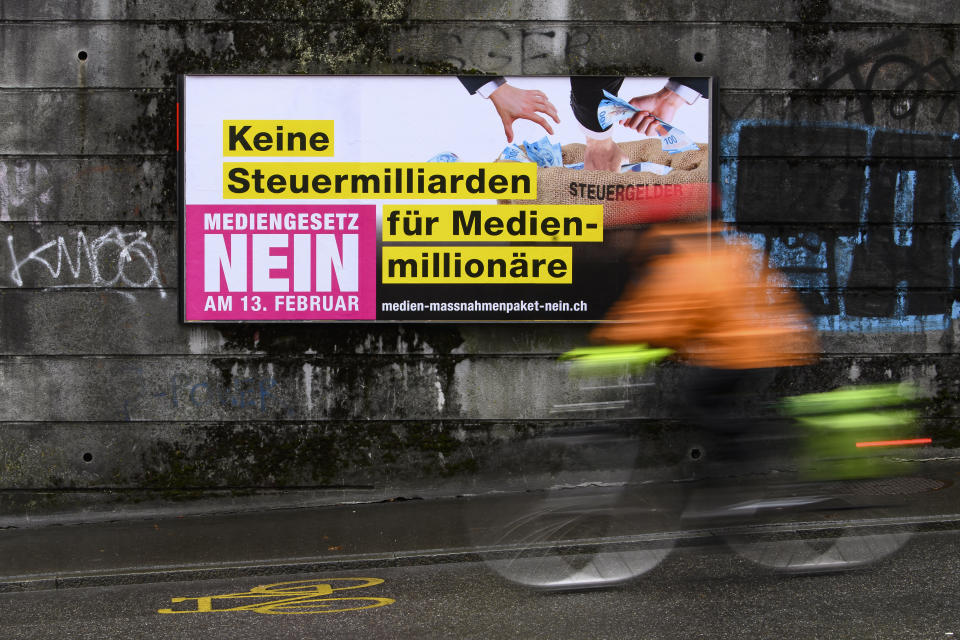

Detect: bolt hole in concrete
78,50,88,61
82,452,93,463
694,52,704,62
892,98,912,117
689,447,703,460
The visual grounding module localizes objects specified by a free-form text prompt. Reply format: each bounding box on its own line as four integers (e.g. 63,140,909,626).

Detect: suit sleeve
458,76,503,95
569,76,624,132
667,77,710,99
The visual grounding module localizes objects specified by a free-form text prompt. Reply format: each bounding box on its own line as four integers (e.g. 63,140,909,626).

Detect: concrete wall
1,0,958,513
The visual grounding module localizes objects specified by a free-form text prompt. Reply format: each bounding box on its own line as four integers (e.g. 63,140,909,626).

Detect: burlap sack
500,139,710,227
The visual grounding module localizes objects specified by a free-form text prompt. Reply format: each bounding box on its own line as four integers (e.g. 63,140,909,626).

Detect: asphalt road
1,529,957,639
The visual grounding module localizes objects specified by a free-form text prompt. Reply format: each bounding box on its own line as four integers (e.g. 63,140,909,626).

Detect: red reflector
855,438,932,448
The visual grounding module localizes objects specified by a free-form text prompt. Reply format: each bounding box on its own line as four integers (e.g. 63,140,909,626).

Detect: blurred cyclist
590,219,819,509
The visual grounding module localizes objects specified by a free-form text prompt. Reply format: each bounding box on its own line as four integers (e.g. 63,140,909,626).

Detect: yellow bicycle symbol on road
158,578,395,615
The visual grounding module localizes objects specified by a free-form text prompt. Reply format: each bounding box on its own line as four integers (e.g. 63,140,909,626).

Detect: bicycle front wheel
723,479,917,573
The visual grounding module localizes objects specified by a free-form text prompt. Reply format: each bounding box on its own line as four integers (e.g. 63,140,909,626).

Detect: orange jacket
591,223,818,369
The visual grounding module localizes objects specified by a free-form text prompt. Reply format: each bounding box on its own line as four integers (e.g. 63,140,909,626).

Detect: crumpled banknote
522,136,564,168
427,152,460,162
493,137,564,167
496,144,530,163
621,161,673,175
597,90,699,154
596,91,638,130
490,135,676,172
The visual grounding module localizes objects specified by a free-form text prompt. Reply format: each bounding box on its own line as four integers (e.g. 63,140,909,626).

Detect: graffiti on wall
817,33,960,127
434,26,589,75
722,34,960,332
0,160,52,222
722,121,960,331
5,226,162,290
122,371,293,421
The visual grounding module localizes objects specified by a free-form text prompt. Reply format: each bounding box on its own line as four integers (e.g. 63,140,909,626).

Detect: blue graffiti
121,371,293,420
893,170,916,247
722,119,960,332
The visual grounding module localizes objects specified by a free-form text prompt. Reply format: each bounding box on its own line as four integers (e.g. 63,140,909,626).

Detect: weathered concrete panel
455,355,959,420
0,23,220,89
0,418,663,492
6,0,957,23
394,23,960,88
0,354,952,423
719,95,960,142
2,23,959,89
0,289,184,355
0,356,457,422
0,0,222,20
0,157,167,222
2,414,952,492
0,91,164,154
409,0,960,23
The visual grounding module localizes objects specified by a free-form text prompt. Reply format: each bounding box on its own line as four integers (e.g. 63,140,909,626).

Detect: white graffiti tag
6,227,161,288
0,161,53,222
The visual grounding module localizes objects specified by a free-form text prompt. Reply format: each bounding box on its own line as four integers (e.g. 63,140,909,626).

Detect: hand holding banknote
620,87,687,136
489,83,560,143
597,90,698,154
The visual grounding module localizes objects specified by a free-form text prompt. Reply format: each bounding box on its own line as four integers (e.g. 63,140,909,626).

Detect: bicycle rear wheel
479,482,682,589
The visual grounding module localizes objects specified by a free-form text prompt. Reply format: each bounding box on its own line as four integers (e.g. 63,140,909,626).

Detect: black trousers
680,366,782,473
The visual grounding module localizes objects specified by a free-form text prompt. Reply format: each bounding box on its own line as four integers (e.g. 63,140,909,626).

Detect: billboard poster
179,75,713,322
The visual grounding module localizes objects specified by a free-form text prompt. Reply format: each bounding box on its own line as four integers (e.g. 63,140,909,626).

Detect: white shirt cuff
580,122,614,140
664,79,701,105
477,78,506,99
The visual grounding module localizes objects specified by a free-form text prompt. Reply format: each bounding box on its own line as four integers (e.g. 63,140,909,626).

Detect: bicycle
474,345,929,589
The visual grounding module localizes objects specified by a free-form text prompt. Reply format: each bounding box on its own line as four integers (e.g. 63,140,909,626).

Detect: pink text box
184,204,377,321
